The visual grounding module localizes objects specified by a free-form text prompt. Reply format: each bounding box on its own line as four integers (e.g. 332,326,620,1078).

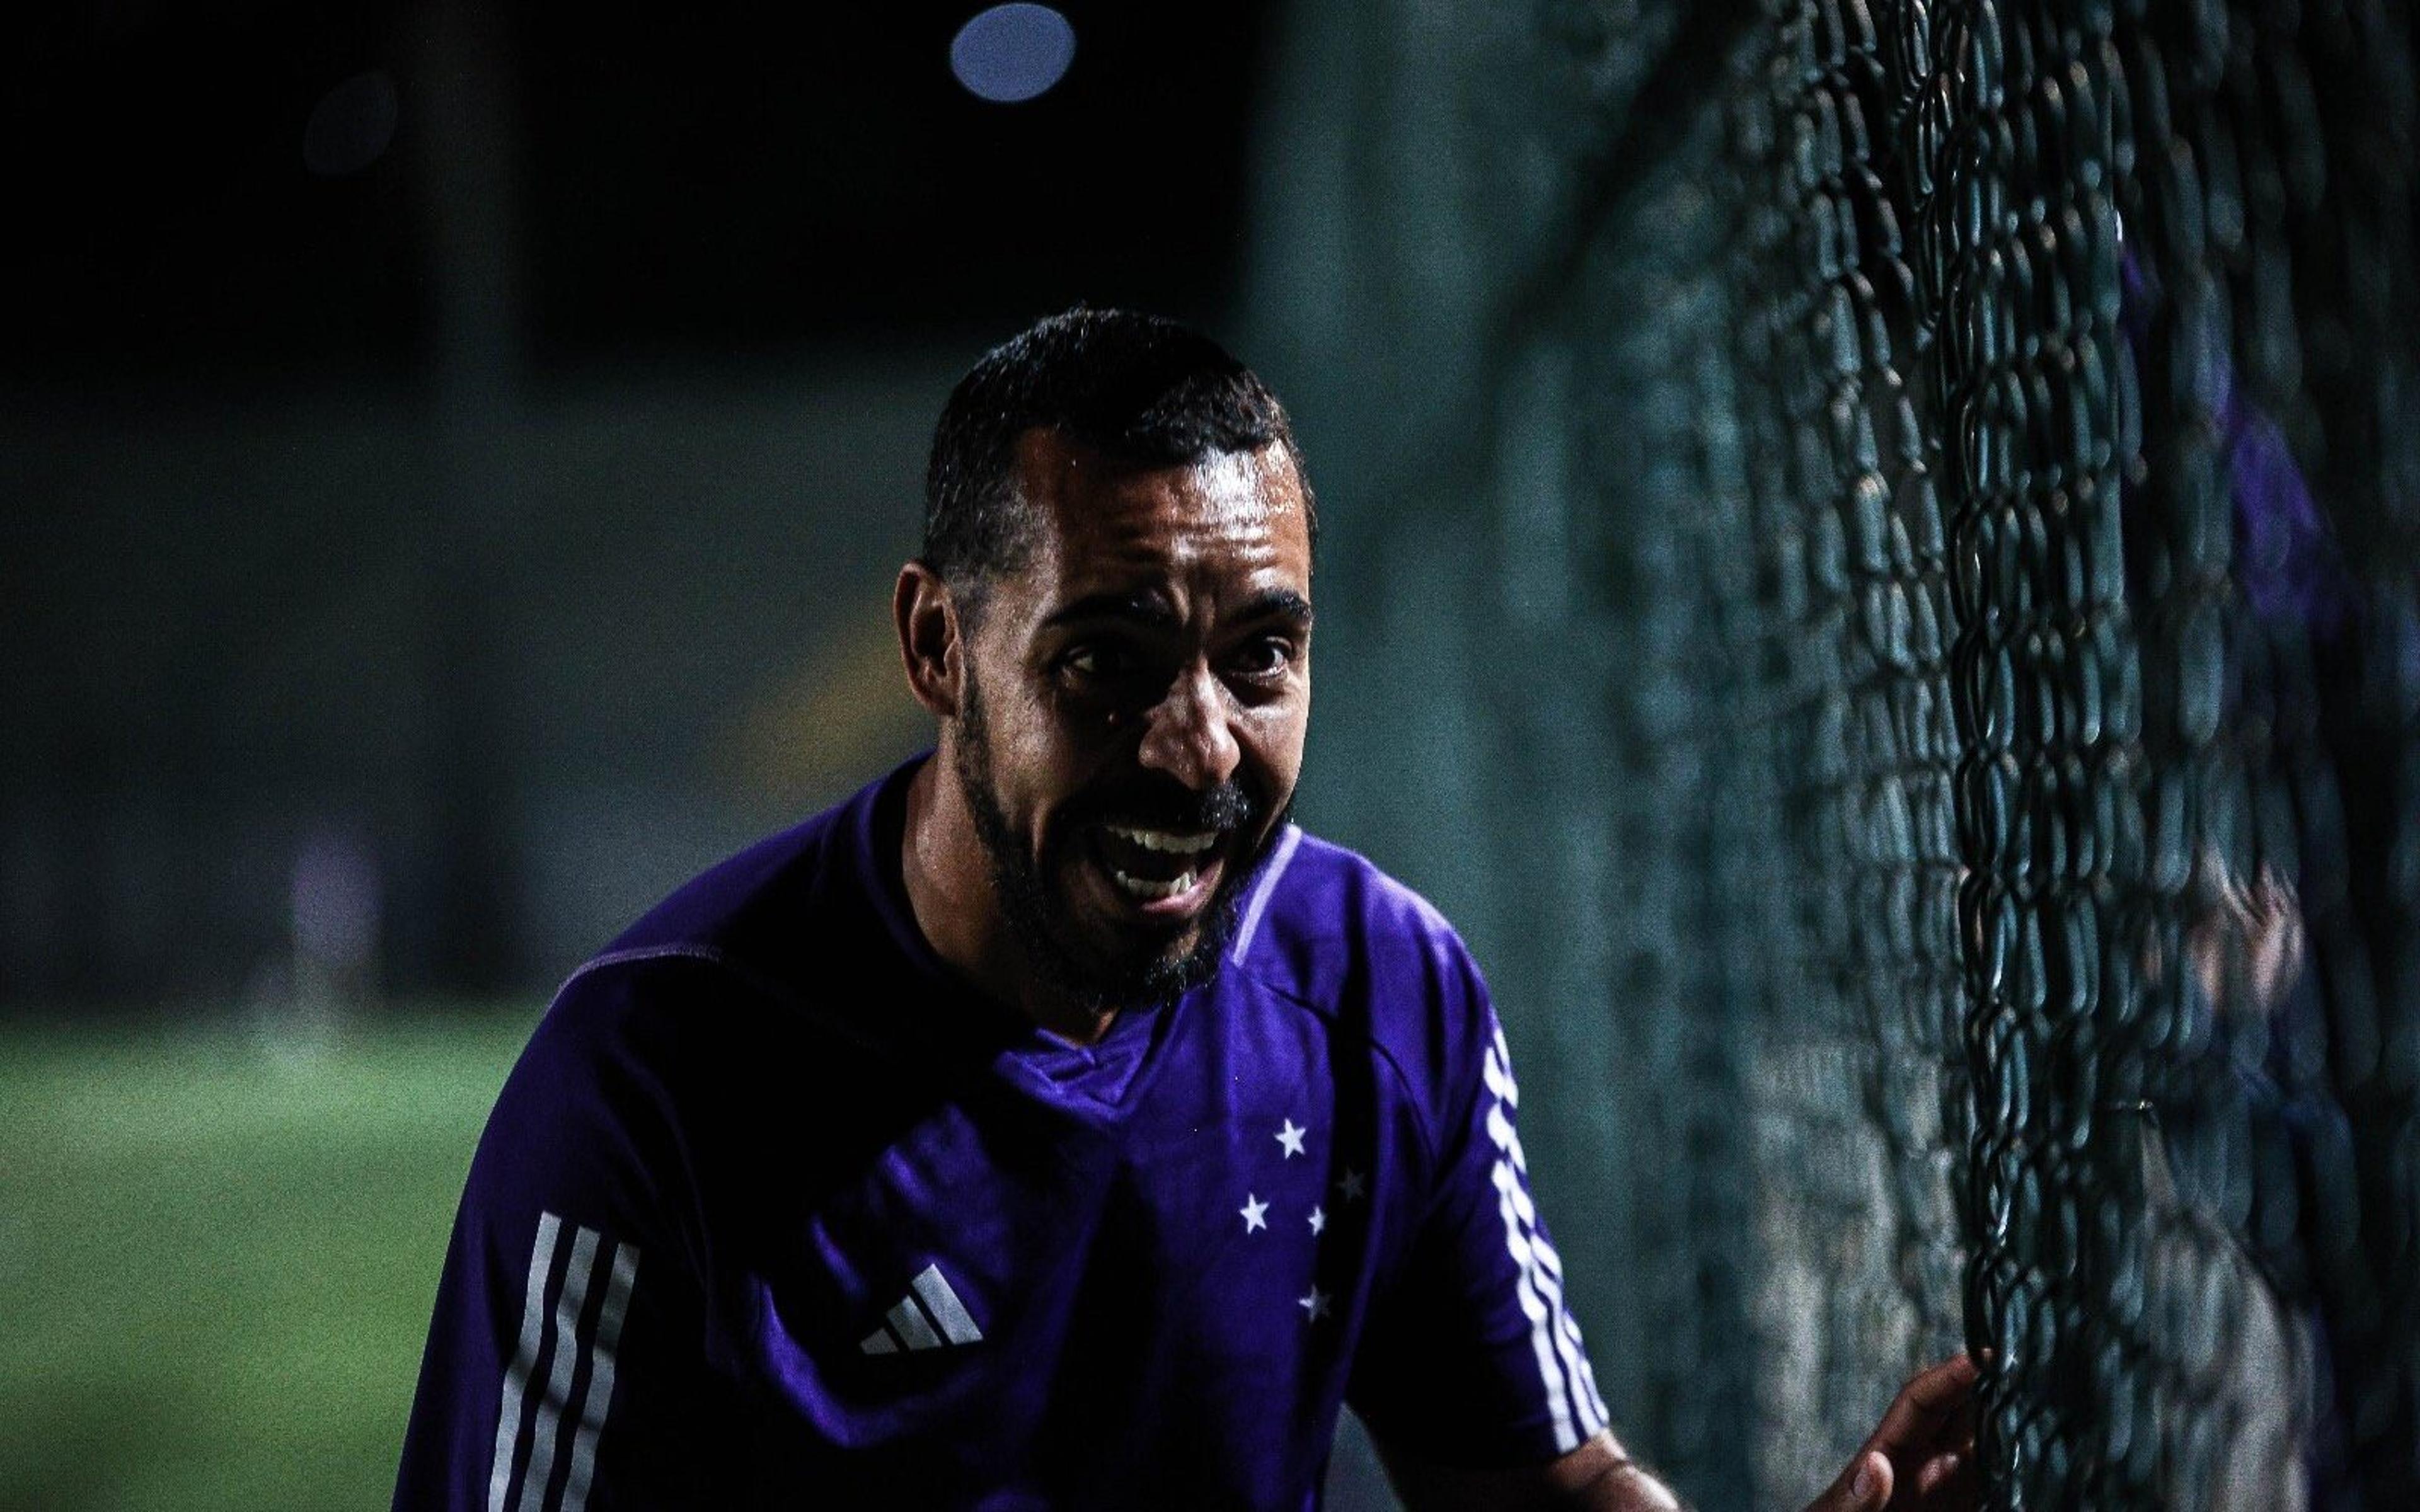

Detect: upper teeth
1105,825,1218,855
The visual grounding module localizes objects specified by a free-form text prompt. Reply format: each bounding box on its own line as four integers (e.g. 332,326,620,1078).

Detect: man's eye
1063,644,1135,679
1231,639,1296,679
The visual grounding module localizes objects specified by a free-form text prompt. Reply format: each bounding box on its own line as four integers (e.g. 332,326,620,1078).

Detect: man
396,309,1977,1509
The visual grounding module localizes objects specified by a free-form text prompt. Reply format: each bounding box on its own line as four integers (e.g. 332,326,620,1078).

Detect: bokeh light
948,4,1076,105
301,71,398,178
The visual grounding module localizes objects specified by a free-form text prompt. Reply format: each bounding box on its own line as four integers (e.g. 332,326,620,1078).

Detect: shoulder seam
1224,832,1455,1174
555,943,896,1063
1233,961,1444,1175
1227,823,1306,966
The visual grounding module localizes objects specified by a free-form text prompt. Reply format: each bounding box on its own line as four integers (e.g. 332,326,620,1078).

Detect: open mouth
1086,822,1226,917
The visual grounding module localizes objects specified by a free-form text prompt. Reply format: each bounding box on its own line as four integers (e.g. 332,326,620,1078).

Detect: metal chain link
1490,0,2420,1503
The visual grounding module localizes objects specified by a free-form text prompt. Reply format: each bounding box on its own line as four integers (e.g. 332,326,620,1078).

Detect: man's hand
1804,1353,1980,1511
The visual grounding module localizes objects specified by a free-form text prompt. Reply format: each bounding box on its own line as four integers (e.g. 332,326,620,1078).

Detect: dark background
6,2,1266,373
3,1,1277,1009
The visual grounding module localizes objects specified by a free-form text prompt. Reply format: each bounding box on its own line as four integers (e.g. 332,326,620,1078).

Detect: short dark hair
921,307,1315,603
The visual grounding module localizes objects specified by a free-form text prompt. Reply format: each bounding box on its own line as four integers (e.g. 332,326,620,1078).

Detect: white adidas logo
860,1263,985,1354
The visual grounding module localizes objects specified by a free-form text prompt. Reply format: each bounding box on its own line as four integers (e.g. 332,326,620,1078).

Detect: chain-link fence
1257,0,2418,1505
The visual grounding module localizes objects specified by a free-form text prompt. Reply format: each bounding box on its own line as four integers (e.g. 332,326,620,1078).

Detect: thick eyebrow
1040,592,1182,631
1233,588,1315,633
1039,588,1314,634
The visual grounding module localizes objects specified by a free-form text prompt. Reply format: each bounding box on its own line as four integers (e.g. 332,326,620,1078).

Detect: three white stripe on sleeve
477,1028,1595,1489
490,1212,640,1512
1484,1026,1611,1454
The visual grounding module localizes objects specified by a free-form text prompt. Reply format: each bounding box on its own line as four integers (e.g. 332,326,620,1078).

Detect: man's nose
1138,663,1242,792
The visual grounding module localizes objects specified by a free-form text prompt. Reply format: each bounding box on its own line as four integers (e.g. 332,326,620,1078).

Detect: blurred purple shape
950,4,1076,104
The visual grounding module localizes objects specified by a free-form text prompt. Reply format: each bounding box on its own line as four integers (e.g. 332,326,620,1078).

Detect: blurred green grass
0,1012,536,1511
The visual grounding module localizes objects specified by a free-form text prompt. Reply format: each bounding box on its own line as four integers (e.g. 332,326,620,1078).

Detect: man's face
950,429,1313,1012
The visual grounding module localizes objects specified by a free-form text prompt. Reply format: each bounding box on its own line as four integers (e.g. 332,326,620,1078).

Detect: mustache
1071,778,1259,835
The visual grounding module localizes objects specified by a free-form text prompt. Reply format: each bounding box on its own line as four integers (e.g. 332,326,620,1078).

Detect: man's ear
896,560,966,719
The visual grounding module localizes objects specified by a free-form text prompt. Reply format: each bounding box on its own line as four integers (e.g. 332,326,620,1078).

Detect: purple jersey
395,757,1607,1509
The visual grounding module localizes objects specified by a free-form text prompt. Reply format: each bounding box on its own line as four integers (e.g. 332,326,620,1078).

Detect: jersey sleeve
394,960,735,1510
1345,936,1613,1468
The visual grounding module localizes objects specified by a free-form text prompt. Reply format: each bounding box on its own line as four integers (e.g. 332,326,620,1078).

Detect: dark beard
952,673,1290,1017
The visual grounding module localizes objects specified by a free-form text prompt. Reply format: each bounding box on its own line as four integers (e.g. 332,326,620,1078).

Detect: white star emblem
1308,1205,1327,1236
1338,1168,1367,1202
1298,1286,1331,1322
1276,1118,1308,1158
1240,1194,1269,1234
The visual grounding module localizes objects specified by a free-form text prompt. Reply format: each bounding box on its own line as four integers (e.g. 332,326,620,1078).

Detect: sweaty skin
891,427,1978,1510
895,429,1314,1045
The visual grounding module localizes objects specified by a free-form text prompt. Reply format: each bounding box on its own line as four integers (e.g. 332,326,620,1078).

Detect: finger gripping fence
1479,0,2420,1504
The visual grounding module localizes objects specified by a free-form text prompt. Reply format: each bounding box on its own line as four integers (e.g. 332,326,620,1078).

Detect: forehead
1008,429,1311,596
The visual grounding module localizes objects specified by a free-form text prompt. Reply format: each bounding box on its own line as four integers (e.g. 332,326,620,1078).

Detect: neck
899,750,1117,1046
